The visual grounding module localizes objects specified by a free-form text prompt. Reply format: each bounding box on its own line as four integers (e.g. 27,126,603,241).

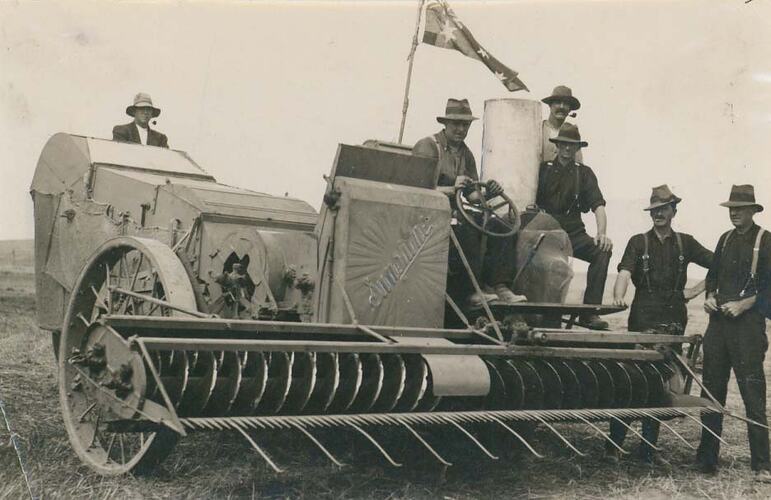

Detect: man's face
133,107,153,127
649,204,676,228
729,206,757,229
556,141,579,162
443,119,471,143
549,99,572,123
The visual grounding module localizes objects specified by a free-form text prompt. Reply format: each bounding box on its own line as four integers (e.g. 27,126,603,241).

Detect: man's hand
594,234,613,252
612,295,627,308
454,175,472,189
703,295,719,313
721,296,756,318
486,179,504,197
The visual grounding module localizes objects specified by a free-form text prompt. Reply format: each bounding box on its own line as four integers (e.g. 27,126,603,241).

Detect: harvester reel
59,236,195,475
455,182,521,237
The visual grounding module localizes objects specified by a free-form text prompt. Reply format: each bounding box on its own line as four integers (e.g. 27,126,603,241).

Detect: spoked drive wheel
59,236,197,475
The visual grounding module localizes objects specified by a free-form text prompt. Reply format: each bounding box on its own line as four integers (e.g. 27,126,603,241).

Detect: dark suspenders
718,228,767,298
642,231,684,293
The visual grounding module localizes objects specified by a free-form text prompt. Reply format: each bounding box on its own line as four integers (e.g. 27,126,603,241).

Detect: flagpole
398,0,426,144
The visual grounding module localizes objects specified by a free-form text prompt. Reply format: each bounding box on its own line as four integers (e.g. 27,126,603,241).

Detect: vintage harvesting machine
30,100,723,476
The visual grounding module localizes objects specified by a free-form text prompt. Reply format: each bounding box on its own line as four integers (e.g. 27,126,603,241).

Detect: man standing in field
535,124,611,329
696,184,771,477
609,185,713,464
413,98,525,308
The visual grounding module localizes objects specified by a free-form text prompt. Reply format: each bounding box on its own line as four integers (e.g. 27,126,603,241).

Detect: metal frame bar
134,336,667,361
529,331,700,345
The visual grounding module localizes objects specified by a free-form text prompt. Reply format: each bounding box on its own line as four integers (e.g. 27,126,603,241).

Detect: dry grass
2,268,771,499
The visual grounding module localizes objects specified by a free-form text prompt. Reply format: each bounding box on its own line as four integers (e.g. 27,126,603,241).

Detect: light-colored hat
719,184,763,212
126,92,161,118
436,98,478,123
644,185,682,211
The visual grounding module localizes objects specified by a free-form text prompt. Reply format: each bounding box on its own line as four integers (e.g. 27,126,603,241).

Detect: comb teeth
179,406,721,470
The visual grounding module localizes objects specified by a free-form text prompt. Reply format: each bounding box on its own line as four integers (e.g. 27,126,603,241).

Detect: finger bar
234,426,284,473
572,413,630,454
350,423,402,467
491,417,544,458
401,422,452,466
449,421,499,460
532,415,587,456
291,423,345,467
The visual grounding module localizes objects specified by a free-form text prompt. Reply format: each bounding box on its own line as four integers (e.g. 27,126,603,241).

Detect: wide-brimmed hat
548,123,588,147
436,98,478,123
719,184,764,212
644,184,682,211
541,85,581,111
126,92,161,118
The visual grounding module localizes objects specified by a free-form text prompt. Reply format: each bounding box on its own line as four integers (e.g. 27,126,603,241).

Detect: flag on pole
422,0,528,92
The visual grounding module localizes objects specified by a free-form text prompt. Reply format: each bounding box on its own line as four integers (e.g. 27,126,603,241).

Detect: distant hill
0,239,34,269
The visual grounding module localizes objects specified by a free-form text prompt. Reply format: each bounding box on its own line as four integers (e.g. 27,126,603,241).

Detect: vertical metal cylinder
480,99,543,211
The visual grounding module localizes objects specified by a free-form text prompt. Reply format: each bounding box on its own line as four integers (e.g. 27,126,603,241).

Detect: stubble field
2,264,771,499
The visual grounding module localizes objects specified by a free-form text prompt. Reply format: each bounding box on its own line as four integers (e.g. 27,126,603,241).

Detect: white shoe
493,284,527,304
467,291,498,308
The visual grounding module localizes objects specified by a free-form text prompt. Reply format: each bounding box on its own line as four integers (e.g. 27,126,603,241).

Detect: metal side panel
394,337,490,397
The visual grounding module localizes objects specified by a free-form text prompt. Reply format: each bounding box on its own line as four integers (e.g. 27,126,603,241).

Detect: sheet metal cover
394,337,490,396
87,137,212,178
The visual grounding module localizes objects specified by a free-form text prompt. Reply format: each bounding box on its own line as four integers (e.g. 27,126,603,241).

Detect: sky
1,0,770,274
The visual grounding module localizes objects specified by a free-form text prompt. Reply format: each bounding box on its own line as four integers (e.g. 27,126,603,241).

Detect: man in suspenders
413,98,526,307
697,185,771,476
535,124,612,329
608,185,713,463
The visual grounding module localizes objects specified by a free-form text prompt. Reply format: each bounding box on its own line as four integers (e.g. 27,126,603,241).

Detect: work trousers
696,311,770,470
569,230,612,305
608,291,688,454
447,218,516,296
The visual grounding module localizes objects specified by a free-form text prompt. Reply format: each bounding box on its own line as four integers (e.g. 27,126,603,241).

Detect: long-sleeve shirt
617,229,713,293
706,223,771,309
412,130,478,187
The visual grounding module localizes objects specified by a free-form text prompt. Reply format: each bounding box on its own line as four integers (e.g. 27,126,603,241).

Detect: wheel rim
59,237,196,475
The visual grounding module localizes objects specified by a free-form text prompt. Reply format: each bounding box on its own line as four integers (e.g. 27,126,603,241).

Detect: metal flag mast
398,0,427,144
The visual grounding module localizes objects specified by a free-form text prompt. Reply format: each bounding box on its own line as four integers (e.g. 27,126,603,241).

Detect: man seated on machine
413,98,526,308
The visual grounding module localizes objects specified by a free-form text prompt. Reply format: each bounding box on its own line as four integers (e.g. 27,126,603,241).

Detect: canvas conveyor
31,132,750,477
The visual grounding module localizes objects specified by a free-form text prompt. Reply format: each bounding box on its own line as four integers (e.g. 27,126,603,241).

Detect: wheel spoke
490,199,509,211
119,434,126,464
106,433,117,457
490,212,514,231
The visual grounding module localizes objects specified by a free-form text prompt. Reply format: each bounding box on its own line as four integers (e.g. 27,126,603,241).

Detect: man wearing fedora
607,185,713,464
541,85,582,163
113,93,169,148
413,98,526,308
535,123,610,330
696,185,771,477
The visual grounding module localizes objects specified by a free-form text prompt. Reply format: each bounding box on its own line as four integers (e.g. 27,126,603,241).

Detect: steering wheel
455,181,521,238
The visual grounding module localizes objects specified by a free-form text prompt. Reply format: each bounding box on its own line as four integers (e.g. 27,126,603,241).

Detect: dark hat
126,92,161,118
719,184,764,212
541,85,581,111
548,123,588,147
644,185,682,211
436,98,478,123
